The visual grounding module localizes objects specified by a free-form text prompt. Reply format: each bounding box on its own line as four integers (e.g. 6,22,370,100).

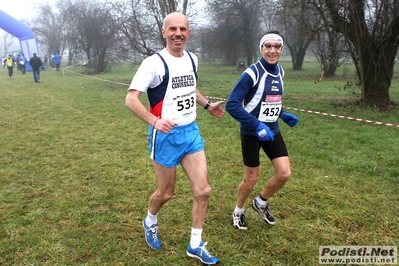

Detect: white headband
259,33,284,53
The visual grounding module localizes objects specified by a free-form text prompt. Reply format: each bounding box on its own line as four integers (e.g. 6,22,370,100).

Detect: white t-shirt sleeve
128,55,165,93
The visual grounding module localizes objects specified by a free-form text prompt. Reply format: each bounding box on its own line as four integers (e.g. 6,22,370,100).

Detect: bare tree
114,0,194,59
311,28,347,80
29,2,66,58
64,0,120,72
1,32,15,56
279,0,320,70
202,0,263,66
259,0,280,31
114,1,159,57
309,1,348,79
56,0,84,66
316,0,399,107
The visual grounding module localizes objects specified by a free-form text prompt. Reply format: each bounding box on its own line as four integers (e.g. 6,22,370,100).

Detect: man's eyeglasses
262,43,283,51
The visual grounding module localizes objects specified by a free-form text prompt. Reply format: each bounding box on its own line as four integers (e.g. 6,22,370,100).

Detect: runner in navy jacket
226,31,299,230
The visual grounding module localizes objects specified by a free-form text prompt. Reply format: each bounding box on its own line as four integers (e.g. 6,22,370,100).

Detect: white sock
190,228,203,249
256,196,267,207
234,205,244,214
145,210,157,227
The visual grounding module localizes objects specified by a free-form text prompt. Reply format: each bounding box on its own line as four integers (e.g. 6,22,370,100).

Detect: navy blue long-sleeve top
226,57,285,136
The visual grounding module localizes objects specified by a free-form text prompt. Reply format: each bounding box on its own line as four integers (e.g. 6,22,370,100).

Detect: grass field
1,61,398,265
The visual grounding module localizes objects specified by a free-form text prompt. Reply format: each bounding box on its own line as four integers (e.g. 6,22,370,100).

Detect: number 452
263,107,280,116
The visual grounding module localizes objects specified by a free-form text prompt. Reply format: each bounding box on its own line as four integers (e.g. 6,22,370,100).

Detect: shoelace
233,213,240,223
262,206,270,216
257,202,268,213
200,242,213,257
260,205,274,221
234,213,245,224
149,226,159,241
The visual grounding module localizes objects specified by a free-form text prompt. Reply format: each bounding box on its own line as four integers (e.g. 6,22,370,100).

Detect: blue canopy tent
0,10,39,72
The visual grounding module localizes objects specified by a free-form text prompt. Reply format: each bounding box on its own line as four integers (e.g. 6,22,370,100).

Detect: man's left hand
208,101,225,118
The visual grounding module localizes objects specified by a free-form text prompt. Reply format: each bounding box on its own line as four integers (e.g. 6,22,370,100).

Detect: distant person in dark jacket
29,53,43,83
53,51,61,71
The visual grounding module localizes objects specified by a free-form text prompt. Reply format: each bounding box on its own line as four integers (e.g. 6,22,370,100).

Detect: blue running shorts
148,121,204,168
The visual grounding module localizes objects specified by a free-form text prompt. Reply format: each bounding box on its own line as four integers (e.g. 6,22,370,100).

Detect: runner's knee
276,169,291,181
193,184,211,199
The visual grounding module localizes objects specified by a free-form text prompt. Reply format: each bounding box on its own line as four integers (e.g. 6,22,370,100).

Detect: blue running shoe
186,241,220,264
142,219,161,249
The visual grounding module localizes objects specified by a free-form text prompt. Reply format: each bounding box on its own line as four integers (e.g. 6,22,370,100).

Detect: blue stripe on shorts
148,121,204,168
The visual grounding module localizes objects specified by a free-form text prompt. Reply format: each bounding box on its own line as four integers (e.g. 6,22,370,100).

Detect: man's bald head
163,12,189,30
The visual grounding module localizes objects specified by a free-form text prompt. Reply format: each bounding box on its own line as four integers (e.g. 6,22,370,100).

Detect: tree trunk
291,48,306,70
358,49,393,106
324,56,339,77
324,65,337,77
323,0,399,107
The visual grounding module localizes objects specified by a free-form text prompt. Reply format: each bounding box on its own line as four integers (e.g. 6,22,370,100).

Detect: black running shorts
241,132,288,167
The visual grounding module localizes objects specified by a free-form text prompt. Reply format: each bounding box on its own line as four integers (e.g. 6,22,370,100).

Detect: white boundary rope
58,67,399,129
62,68,129,86
205,96,399,128
60,59,132,87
